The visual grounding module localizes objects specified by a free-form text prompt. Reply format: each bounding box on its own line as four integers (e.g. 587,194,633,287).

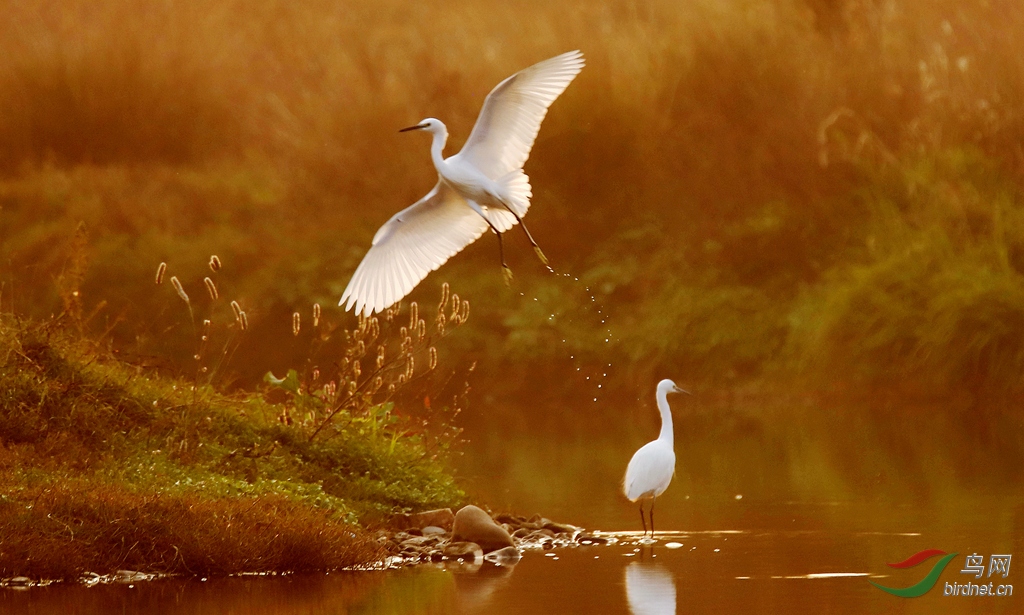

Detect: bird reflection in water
624,559,677,615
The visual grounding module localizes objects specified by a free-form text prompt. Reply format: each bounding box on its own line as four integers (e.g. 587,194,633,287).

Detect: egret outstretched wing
338,51,584,315
456,50,584,178
340,184,491,316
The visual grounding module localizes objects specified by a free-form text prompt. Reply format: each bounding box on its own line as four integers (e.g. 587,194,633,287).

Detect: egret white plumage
623,379,689,538
339,50,585,316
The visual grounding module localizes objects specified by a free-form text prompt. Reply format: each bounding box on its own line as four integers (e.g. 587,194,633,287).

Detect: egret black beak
673,386,691,395
399,123,429,132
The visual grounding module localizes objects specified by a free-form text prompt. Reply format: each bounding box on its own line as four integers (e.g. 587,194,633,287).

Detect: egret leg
639,503,647,537
467,200,513,284
498,200,548,265
650,499,656,539
497,233,514,285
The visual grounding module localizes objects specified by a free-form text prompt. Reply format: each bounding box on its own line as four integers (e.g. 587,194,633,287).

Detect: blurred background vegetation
2,0,1023,515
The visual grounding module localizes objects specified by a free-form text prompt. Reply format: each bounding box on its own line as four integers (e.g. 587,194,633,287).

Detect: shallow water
3,520,1018,614
4,396,1022,613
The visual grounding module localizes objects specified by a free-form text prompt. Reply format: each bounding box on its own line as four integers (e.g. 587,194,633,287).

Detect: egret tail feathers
497,169,532,218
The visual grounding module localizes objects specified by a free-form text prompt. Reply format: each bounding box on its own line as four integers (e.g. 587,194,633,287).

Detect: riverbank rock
451,505,514,553
443,541,483,561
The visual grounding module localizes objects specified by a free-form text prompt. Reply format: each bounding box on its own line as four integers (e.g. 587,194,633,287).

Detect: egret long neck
429,126,448,173
656,388,674,446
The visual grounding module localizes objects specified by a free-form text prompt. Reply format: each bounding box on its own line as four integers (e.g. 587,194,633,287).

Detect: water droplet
735,494,743,500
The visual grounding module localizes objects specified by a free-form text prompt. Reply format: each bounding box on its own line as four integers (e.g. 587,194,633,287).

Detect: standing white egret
623,379,690,538
339,50,585,316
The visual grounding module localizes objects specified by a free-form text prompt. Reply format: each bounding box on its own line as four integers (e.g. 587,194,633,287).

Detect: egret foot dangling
534,246,549,266
502,266,514,286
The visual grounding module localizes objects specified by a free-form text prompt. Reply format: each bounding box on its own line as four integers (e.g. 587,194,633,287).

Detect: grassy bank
0,315,465,579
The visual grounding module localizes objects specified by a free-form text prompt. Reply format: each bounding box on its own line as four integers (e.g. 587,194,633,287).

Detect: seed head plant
265,283,470,456
157,257,248,387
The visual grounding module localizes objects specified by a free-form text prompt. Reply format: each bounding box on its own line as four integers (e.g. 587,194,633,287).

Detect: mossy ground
0,316,464,579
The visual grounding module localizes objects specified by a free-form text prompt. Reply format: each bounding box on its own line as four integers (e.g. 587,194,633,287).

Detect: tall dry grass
5,1,1018,189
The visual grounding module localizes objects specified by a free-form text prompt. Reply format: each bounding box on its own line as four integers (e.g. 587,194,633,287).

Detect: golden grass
0,483,383,579
3,1,1019,184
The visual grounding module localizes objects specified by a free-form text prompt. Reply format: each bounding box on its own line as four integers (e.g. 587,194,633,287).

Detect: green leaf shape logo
870,551,959,598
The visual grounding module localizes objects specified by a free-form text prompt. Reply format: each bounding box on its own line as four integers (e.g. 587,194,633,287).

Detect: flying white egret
623,379,690,538
339,50,585,316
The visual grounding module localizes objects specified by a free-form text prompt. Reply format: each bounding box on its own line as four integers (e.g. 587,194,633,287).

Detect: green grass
0,316,464,579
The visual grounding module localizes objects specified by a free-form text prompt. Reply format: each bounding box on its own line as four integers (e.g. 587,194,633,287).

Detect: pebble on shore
384,505,592,566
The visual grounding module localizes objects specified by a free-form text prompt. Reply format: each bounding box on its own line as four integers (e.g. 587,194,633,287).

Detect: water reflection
624,561,677,615
4,514,1020,614
450,560,516,611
